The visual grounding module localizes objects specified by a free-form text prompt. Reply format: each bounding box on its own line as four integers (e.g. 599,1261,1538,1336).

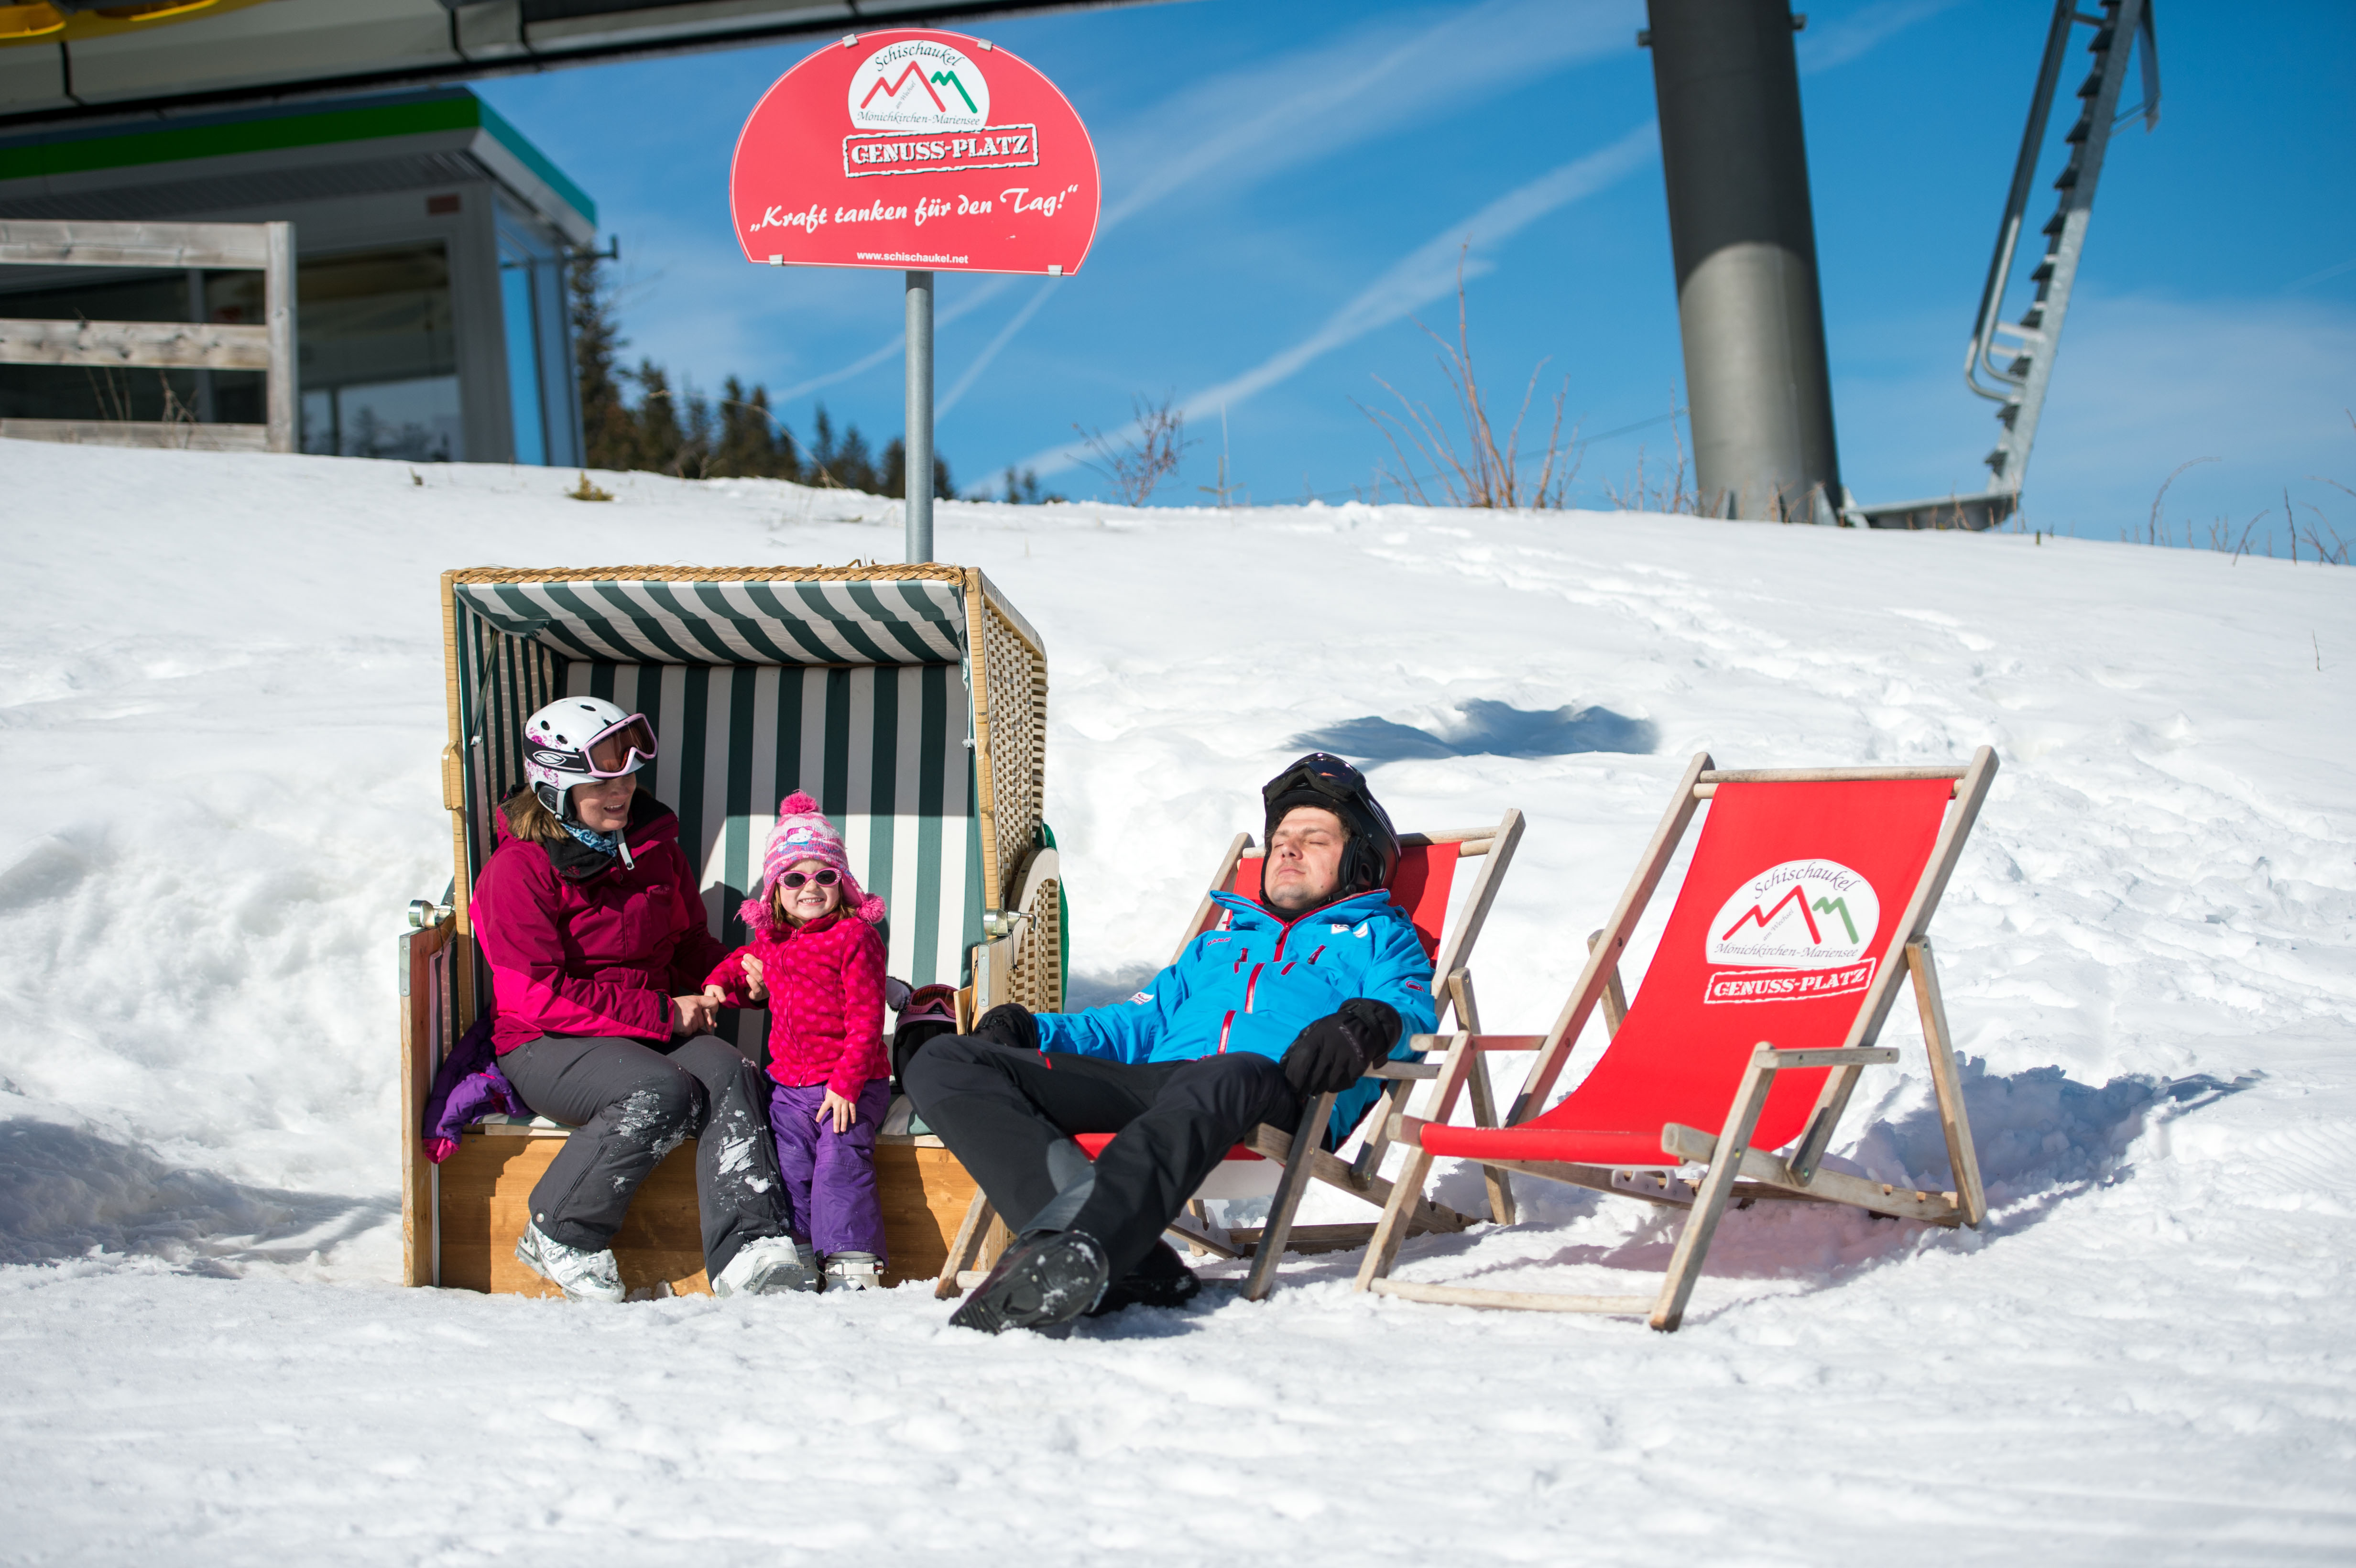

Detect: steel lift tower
1643,0,2159,531
1857,0,2160,530
1643,0,1843,524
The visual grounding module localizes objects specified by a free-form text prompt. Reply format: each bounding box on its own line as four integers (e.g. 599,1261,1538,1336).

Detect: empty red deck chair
936,810,1524,1302
1356,751,1996,1330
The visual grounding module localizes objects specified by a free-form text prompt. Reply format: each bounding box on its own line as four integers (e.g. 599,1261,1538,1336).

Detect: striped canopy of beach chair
435,564,1059,1052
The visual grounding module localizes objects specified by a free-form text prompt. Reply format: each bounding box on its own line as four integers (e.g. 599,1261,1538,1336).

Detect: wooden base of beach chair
435,1125,984,1296
1226,1222,1383,1255
932,1183,1014,1298
437,1133,711,1298
1363,983,1982,1327
1363,1042,1916,1329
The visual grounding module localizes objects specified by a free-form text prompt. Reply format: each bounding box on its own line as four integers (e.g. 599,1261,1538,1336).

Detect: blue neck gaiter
561,820,622,857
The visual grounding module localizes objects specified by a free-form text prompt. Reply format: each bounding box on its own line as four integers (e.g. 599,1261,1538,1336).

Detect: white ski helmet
521,697,658,819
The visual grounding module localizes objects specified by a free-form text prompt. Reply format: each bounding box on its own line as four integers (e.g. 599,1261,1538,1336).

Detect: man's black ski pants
903,1035,1300,1279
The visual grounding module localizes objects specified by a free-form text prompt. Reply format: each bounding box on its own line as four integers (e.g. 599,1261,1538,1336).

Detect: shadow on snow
1291,698,1658,765
1095,1061,2253,1330
0,1118,392,1273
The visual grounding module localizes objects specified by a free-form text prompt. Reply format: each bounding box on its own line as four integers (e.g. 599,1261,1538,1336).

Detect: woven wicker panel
978,595,1047,907
1006,875,1062,1012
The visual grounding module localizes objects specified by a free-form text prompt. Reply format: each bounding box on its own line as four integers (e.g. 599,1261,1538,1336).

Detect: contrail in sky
938,283,1058,418
1796,0,1965,74
772,276,1015,403
1013,121,1660,482
725,0,1957,426
781,0,1626,406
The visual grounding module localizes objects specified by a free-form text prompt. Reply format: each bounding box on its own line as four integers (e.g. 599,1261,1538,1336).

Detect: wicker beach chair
397,565,1062,1297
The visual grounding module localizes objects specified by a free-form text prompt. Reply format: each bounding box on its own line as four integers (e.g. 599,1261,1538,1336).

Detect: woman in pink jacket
703,794,893,1291
470,697,809,1303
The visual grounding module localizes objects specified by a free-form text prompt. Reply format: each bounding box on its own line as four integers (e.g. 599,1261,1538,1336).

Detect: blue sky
478,0,2356,544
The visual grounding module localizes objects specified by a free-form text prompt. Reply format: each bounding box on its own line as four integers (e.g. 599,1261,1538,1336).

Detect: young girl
703,793,893,1291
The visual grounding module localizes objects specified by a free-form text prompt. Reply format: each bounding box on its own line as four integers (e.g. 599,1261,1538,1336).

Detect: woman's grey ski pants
499,1032,791,1278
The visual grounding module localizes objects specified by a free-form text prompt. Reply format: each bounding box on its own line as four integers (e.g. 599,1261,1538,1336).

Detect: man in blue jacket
905,754,1436,1335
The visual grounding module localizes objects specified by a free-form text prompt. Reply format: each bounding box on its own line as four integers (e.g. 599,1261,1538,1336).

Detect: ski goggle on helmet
522,697,659,818
1260,751,1400,895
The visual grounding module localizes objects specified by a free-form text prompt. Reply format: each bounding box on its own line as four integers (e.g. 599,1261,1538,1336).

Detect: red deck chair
1356,751,1996,1330
935,810,1524,1302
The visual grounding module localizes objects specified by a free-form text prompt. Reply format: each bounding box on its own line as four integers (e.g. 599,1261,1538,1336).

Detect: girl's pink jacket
705,911,888,1099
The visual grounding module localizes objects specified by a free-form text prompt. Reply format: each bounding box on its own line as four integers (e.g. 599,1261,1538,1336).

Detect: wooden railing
0,218,295,454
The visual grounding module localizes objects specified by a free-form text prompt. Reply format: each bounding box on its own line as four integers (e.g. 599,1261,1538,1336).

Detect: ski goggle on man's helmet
1260,751,1400,895
522,697,659,818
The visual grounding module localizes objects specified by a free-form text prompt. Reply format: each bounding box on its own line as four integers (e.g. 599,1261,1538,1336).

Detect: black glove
975,1001,1039,1053
1280,998,1402,1098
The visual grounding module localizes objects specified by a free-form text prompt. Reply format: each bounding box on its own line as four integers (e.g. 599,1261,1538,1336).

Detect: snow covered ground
1,438,2352,1563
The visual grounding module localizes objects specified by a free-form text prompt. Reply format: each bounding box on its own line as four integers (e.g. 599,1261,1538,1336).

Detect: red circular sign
730,30,1101,276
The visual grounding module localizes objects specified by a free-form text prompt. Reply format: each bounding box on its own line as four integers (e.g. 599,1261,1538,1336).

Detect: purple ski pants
768,1079,892,1260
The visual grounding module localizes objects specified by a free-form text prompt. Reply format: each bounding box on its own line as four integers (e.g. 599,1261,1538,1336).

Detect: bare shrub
2132,420,2351,565
1603,407,1700,516
2295,411,2356,564
1197,404,1245,508
2147,456,2218,544
1075,393,1191,505
1356,248,1578,510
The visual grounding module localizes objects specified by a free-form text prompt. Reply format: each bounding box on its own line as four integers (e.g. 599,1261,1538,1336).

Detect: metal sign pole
730,35,1100,552
905,268,934,563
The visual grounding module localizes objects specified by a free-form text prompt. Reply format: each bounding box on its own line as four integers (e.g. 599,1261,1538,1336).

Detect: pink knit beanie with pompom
741,791,886,935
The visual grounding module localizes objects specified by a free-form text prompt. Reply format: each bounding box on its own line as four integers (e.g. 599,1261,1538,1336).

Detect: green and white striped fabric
454,577,966,665
565,661,983,1054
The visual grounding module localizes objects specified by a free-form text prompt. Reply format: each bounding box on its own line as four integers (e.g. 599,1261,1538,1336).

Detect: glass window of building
499,243,546,467
297,244,463,462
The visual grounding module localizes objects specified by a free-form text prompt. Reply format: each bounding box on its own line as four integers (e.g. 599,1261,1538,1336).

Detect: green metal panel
0,89,597,229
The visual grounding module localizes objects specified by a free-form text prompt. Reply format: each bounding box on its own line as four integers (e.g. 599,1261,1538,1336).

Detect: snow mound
2,439,2352,1559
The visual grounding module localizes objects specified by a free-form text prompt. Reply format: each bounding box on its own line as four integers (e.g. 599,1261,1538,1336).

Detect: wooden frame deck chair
397,564,1067,1298
1355,749,1996,1330
936,808,1525,1303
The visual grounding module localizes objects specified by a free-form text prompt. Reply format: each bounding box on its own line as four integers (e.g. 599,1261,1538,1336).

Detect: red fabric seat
1420,779,1954,1169
1074,1132,1261,1162
1419,1124,1685,1166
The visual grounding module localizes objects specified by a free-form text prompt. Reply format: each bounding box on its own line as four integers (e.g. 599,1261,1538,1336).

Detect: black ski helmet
1261,752,1399,897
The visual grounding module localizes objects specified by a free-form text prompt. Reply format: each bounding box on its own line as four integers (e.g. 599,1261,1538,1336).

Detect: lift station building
0,87,592,466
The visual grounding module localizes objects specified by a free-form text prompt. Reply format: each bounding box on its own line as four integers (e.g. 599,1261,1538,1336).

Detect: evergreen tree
809,403,882,492
631,360,684,476
882,437,955,500
716,378,800,479
676,381,718,479
995,466,1063,505
570,258,639,471
565,271,941,495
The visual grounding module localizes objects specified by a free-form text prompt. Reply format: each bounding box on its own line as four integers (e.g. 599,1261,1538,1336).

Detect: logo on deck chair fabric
848,40,990,131
1702,858,1881,1004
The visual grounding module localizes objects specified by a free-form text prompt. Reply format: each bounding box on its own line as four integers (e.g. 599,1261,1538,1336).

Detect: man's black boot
949,1230,1111,1336
1088,1239,1201,1317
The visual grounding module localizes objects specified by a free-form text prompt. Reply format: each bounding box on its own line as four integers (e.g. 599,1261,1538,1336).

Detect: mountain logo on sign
862,64,977,115
849,41,990,131
1705,858,1879,969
